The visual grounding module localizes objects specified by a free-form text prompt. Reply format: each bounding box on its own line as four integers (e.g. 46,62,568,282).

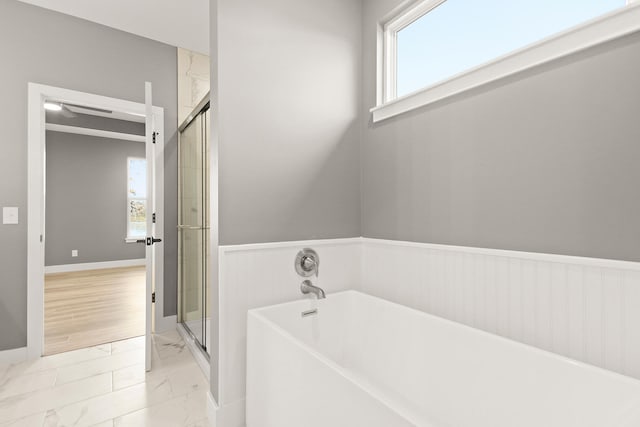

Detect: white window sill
371,3,640,123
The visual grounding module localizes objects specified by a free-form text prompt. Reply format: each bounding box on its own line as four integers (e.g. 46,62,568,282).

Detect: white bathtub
246,290,640,427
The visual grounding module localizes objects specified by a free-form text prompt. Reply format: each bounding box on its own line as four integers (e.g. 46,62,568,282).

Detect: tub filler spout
300,280,325,299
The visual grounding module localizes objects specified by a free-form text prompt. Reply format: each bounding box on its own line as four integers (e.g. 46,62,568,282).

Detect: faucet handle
301,255,318,277
295,248,319,278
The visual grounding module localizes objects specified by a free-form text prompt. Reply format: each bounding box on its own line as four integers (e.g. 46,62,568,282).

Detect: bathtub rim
248,298,424,425
248,289,640,388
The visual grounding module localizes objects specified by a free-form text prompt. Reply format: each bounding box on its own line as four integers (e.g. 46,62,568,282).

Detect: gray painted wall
216,0,363,245
362,0,640,262
45,131,145,266
210,0,362,400
0,0,178,351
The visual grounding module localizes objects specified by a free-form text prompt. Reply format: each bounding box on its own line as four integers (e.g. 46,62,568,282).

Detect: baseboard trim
216,398,245,427
44,259,146,274
207,392,218,427
0,347,27,364
155,315,177,333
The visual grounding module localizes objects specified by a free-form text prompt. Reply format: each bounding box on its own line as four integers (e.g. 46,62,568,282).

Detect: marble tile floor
0,330,209,427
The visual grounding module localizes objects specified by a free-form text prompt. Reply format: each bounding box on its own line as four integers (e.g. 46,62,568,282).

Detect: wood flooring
44,266,145,355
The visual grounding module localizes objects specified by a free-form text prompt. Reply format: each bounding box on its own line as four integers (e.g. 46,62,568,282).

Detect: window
375,0,639,121
127,157,147,239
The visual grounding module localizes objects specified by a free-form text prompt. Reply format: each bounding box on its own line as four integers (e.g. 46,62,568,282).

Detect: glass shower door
178,108,209,354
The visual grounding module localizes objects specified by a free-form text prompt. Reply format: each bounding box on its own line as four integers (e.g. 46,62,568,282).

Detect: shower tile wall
177,48,210,126
361,238,640,380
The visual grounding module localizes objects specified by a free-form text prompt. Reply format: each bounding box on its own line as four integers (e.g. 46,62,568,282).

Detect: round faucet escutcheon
295,248,319,278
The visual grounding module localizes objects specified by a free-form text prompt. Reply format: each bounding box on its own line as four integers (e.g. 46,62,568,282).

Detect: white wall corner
0,347,27,364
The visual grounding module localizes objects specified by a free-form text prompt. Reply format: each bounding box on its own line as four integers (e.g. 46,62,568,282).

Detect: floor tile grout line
8,347,114,378
111,388,209,425
0,367,60,401
0,346,111,373
0,411,47,427
1,332,203,427
48,348,145,387
52,374,203,425
0,340,143,406
59,359,192,420
0,373,112,425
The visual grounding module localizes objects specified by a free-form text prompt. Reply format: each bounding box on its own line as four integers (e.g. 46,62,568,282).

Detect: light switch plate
72,250,78,257
2,207,19,225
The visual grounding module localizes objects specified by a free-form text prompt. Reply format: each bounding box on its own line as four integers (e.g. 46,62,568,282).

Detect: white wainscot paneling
217,238,362,415
361,238,640,380
217,236,640,427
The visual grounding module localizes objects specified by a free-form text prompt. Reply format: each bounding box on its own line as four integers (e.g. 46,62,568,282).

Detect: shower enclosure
178,95,210,355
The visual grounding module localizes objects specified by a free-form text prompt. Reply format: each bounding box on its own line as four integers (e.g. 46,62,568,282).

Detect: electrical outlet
72,250,78,257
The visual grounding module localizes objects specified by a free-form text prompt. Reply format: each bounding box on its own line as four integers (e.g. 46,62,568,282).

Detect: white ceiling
18,0,209,54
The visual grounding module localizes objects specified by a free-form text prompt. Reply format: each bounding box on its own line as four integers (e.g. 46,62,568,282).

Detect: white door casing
26,83,165,362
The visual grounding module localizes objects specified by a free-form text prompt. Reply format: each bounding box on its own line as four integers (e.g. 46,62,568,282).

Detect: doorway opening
28,83,164,370
43,103,148,355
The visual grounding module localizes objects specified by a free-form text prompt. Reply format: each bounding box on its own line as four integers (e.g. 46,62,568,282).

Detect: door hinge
152,131,157,144
152,292,156,303
152,213,156,223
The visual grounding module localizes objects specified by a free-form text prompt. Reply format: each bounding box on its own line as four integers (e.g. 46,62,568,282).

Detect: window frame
373,0,640,122
126,156,147,241
382,0,446,103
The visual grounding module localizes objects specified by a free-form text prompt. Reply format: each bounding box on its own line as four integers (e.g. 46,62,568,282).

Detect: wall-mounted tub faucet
301,280,326,299
296,249,324,298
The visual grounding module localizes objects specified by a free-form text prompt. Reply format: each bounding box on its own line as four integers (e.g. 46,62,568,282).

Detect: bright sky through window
128,158,147,239
397,0,627,97
128,158,147,198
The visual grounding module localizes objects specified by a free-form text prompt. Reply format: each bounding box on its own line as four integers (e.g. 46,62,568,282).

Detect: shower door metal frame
177,93,211,357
